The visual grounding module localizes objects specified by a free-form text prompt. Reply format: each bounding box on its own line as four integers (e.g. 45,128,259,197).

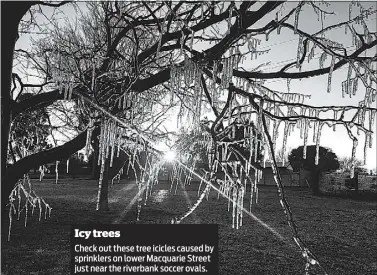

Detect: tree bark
312,168,321,195
91,134,100,180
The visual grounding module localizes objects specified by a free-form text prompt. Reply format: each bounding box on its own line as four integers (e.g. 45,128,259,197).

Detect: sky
14,2,377,170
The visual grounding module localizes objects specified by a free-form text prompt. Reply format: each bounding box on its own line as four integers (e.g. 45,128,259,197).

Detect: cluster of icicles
93,117,164,213
7,174,51,241
169,35,266,128
163,123,258,229
170,56,203,130
96,118,128,210
209,117,264,229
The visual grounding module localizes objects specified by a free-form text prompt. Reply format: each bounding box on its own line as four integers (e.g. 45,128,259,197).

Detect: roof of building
261,161,293,170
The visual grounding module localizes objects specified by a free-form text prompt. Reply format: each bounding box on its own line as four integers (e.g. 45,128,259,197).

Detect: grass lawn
1,178,376,275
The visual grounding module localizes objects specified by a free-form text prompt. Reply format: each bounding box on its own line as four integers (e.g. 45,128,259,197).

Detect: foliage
339,157,364,173
288,145,340,172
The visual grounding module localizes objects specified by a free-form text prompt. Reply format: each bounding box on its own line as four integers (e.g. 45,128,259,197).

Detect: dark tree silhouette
289,145,340,195
9,93,52,163
288,145,340,173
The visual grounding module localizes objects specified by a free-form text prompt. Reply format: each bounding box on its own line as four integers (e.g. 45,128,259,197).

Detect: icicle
272,120,280,150
350,139,358,178
98,120,104,166
327,56,335,93
86,119,93,158
347,64,353,96
369,110,375,148
296,35,303,68
180,31,185,55
294,4,301,34
68,79,74,100
230,183,236,217
315,123,323,166
89,61,95,97
63,83,68,100
363,134,368,165
319,52,327,69
312,110,320,143
303,119,308,159
227,3,233,35
282,122,289,166
352,77,358,96
287,78,291,92
333,110,337,131
55,161,59,184
308,43,316,63
190,30,194,52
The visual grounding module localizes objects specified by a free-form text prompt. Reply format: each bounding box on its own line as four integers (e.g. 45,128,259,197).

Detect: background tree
288,145,340,173
339,156,366,174
288,145,340,194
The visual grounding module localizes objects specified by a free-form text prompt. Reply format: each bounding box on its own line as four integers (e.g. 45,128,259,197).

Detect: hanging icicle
91,57,96,92
294,4,302,34
363,134,369,165
226,3,234,35
346,64,353,96
315,122,324,166
303,119,309,159
55,161,59,184
319,52,327,69
297,35,303,68
327,56,336,93
350,139,358,178
190,29,194,52
282,122,289,166
287,78,291,92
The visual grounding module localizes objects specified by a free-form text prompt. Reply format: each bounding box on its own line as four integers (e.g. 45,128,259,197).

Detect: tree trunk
91,136,100,180
312,168,321,195
1,2,36,227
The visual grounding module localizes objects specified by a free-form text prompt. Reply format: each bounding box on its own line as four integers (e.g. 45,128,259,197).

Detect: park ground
1,178,377,275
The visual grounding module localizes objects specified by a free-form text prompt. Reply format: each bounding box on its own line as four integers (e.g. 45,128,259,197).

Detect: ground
1,178,376,275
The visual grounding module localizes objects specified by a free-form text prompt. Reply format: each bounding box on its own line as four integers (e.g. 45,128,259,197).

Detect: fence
259,171,302,186
319,172,377,196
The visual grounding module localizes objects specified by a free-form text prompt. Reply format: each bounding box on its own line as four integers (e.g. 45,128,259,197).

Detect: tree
288,145,340,173
1,0,76,224
339,156,363,173
2,2,377,273
289,145,340,195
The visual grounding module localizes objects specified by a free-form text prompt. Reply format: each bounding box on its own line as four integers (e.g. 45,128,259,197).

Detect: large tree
288,145,340,194
2,2,376,273
288,145,340,173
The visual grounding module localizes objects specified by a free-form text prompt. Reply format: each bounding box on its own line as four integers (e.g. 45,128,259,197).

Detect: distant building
259,161,304,186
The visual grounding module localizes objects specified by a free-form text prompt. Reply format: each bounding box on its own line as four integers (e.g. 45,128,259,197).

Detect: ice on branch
297,35,304,69
327,56,336,93
8,175,51,241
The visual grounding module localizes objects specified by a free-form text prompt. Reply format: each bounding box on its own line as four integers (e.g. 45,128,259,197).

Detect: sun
164,150,176,162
